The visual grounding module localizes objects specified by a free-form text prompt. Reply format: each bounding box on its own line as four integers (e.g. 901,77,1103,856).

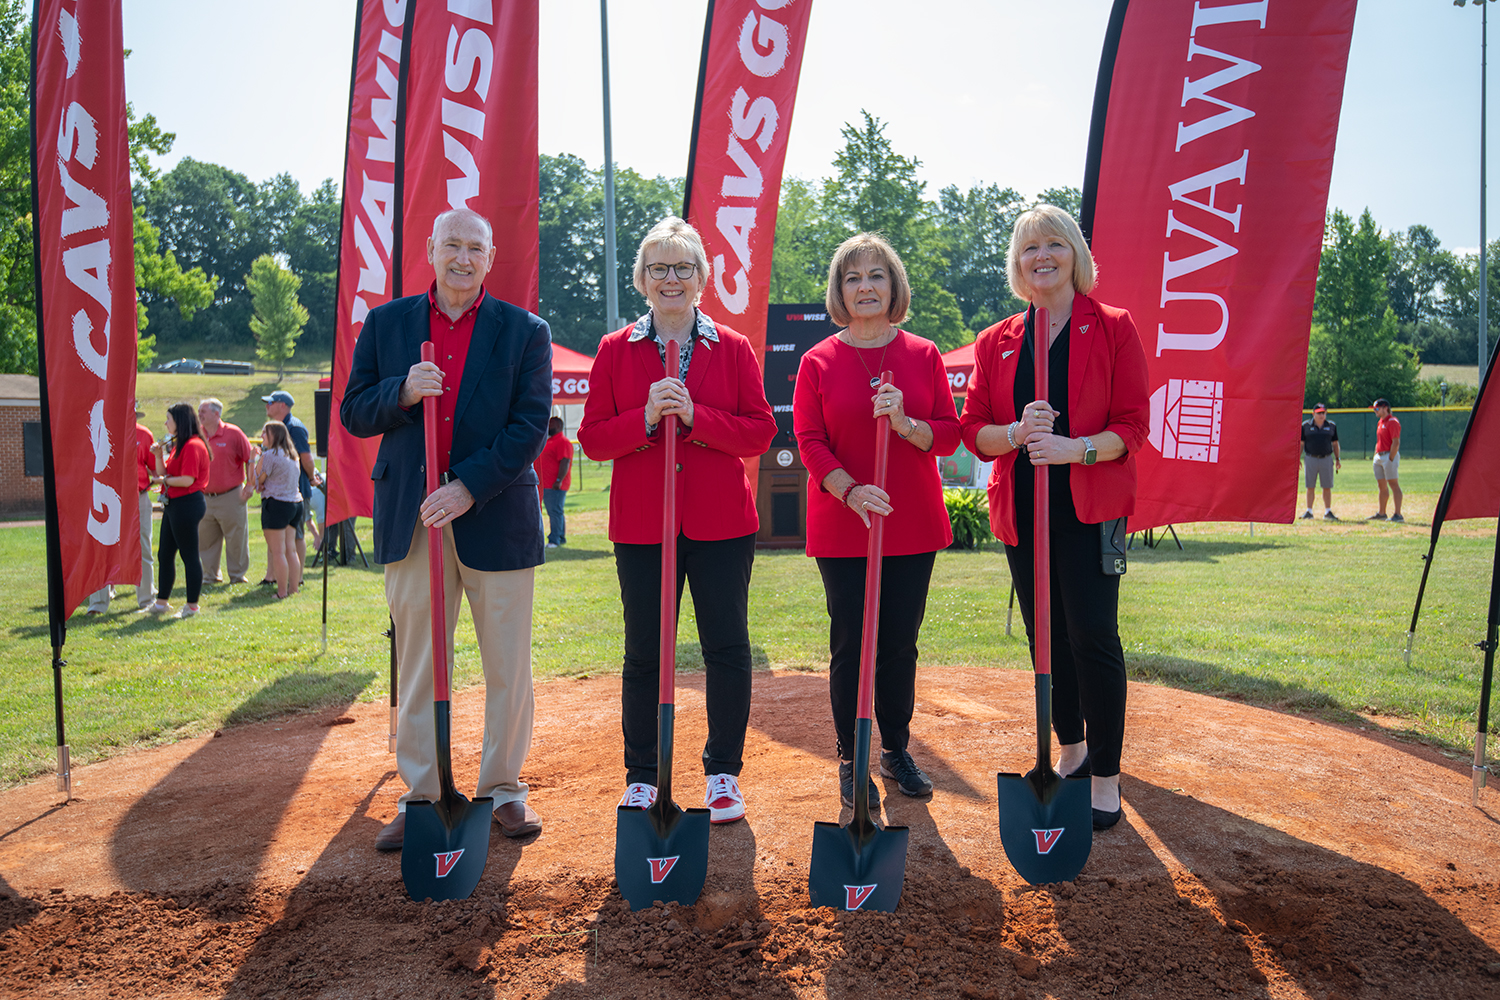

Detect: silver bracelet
1006,421,1018,449
897,418,917,440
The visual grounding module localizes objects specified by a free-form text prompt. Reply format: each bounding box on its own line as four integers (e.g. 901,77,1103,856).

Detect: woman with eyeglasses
579,217,777,825
792,232,961,810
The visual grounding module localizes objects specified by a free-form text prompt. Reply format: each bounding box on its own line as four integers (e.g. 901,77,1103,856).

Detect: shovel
402,341,493,902
996,306,1092,885
614,334,711,910
808,370,910,913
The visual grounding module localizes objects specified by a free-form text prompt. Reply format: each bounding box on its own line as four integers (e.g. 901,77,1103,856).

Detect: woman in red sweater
792,232,960,809
142,402,211,618
578,217,776,824
958,205,1149,830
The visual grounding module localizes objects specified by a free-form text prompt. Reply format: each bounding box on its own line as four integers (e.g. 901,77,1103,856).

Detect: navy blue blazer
340,291,551,571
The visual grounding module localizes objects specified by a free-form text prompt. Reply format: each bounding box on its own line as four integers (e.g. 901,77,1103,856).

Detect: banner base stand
55,744,70,797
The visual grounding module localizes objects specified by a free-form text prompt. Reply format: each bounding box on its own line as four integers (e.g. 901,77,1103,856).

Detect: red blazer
579,316,776,544
959,293,1150,546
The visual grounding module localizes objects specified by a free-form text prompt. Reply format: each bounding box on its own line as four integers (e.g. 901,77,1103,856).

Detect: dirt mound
1,666,1497,999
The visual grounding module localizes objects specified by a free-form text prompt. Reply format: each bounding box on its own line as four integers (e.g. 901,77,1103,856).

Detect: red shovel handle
1032,308,1051,678
421,341,451,703
855,370,894,723
659,336,682,706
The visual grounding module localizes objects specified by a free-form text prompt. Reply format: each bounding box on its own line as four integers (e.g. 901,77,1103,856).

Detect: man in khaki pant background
197,398,255,583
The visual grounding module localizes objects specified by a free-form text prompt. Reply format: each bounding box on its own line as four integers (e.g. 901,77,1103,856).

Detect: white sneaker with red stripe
704,773,745,824
618,782,656,809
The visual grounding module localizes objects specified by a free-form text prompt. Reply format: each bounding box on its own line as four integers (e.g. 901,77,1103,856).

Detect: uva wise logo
433,849,465,878
844,884,878,910
648,856,680,884
1032,828,1065,855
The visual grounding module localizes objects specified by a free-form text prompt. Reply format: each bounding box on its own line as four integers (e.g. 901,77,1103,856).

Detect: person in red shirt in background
85,402,159,614
142,402,211,618
535,416,572,548
1369,398,1403,523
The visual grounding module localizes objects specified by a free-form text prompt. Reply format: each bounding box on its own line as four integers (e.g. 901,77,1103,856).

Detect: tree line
0,0,1491,410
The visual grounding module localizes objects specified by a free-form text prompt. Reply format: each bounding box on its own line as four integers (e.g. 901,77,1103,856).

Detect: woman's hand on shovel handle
420,479,474,528
845,483,891,528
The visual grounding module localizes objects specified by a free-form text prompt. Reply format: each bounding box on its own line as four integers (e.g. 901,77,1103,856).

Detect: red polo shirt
135,423,154,492
203,420,253,494
427,283,484,474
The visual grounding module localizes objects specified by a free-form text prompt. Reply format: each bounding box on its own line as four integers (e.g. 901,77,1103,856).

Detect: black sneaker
879,750,934,797
1324,511,1339,521
1390,513,1405,523
1300,510,1313,519
838,760,879,809
1367,513,1387,521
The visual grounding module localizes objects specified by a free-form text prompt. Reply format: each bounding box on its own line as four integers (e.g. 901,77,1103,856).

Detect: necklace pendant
869,376,881,388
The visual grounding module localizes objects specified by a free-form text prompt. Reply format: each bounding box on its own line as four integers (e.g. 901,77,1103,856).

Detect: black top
1013,316,1089,533
1301,418,1338,457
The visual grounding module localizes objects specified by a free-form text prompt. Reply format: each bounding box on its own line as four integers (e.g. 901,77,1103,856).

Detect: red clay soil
0,665,1497,1000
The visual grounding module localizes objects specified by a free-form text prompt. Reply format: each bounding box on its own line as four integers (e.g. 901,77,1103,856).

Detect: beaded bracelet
1006,421,1019,449
840,481,861,506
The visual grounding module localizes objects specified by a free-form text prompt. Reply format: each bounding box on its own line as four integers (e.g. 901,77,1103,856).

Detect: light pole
601,0,622,334
1459,0,1495,384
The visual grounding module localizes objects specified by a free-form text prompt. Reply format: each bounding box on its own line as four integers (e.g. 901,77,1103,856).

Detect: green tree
822,112,965,350
133,208,216,370
0,0,32,373
937,182,1027,331
1306,209,1420,407
283,179,339,356
1033,186,1083,221
768,175,832,305
246,254,308,380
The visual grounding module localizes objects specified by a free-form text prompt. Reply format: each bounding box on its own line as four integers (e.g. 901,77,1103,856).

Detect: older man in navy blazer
342,208,551,851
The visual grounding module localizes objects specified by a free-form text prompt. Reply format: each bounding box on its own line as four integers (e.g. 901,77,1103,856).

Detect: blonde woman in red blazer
578,217,776,825
959,205,1149,832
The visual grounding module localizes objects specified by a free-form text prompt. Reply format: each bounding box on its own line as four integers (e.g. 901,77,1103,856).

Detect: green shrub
944,488,993,549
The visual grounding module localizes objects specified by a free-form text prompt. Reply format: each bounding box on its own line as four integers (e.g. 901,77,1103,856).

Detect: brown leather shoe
374,812,405,851
493,800,541,838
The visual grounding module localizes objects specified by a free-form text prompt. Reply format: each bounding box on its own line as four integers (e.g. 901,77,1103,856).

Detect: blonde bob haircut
632,217,711,303
1006,204,1097,301
824,232,911,327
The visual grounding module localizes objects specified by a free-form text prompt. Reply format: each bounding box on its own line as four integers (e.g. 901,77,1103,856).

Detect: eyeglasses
645,263,698,280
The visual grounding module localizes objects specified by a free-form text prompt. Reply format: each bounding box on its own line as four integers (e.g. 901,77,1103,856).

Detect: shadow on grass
1126,653,1346,716
541,545,613,563
1126,539,1285,562
670,642,772,672
223,669,375,727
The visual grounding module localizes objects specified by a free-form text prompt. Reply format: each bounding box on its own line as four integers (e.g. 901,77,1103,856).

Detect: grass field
0,457,1495,788
134,371,329,448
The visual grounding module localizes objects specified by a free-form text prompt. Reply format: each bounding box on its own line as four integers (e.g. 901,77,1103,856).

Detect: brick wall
0,403,45,518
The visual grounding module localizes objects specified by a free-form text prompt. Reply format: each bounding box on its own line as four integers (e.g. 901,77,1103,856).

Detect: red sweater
164,437,211,498
793,330,960,558
578,317,776,544
959,293,1150,545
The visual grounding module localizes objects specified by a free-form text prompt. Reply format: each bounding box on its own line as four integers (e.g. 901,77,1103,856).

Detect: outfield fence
1316,407,1474,460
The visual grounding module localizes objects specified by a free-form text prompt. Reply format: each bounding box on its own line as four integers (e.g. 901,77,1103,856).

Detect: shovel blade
996,771,1092,884
401,794,494,901
614,804,711,910
808,819,909,912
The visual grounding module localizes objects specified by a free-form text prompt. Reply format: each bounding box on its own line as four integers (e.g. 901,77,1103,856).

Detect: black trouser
615,532,756,786
1004,526,1127,777
157,490,206,604
816,551,936,761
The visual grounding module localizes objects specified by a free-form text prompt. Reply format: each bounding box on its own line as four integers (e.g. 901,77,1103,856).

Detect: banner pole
1474,515,1500,806
680,0,716,222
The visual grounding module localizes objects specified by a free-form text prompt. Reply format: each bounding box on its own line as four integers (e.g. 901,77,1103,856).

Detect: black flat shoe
1060,753,1092,779
1092,807,1123,830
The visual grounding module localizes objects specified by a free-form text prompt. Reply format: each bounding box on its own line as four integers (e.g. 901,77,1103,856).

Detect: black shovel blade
996,770,1091,884
401,794,494,901
808,818,910,912
614,803,711,910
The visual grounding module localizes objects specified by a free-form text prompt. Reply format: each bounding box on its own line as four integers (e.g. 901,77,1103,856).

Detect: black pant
1005,526,1128,777
157,490,206,604
615,532,756,785
816,551,936,761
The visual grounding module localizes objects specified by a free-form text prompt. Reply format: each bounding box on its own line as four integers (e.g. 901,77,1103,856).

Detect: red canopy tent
550,344,594,403
942,342,975,396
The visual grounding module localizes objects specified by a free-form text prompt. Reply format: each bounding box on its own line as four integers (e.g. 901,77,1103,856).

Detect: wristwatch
1081,436,1097,465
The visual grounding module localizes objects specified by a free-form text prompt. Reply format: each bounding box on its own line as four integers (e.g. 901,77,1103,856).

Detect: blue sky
119,0,1488,253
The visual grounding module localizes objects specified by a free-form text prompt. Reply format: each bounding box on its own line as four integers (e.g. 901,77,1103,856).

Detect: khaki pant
87,491,154,612
386,521,535,811
199,490,250,583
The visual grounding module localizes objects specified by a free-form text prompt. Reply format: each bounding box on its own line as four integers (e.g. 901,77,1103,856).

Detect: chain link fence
1317,407,1474,460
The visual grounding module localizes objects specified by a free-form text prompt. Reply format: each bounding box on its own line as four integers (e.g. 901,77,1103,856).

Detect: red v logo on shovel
845,884,878,910
1032,828,1065,854
648,856,680,884
433,849,465,877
